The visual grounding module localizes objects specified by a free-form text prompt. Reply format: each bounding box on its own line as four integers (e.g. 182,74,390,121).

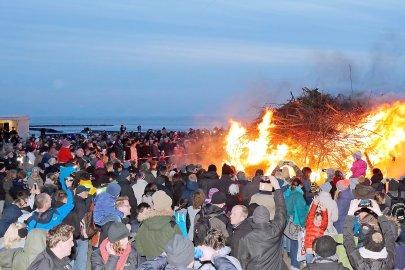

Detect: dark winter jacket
303,259,349,270
0,172,6,201
181,180,199,203
199,171,219,196
240,176,261,203
117,177,138,218
343,215,396,270
27,247,72,270
73,194,93,222
195,204,232,239
237,189,288,270
215,174,234,194
230,218,252,258
0,204,23,237
334,189,353,234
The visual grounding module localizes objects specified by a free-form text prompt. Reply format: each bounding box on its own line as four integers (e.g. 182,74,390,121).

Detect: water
29,115,227,134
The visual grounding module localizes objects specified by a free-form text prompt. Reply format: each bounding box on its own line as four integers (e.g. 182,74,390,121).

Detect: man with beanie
303,235,349,269
91,221,139,269
194,191,232,245
343,199,396,269
237,175,288,270
136,190,182,259
93,183,124,226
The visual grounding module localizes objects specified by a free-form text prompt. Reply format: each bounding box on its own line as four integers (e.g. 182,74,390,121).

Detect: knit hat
107,222,130,243
205,188,219,204
151,190,172,211
61,139,71,148
363,230,385,252
165,235,194,267
96,160,104,168
211,191,226,205
106,183,121,198
76,185,90,195
314,235,337,258
320,182,332,193
252,205,270,224
336,179,350,191
353,150,362,159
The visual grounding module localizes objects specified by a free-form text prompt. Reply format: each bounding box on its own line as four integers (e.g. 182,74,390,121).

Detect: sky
0,0,405,122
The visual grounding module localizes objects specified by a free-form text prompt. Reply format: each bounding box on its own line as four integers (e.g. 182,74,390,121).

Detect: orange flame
224,101,405,180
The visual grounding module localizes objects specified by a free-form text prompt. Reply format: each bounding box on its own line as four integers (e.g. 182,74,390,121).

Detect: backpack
194,213,213,246
80,207,97,239
388,190,405,223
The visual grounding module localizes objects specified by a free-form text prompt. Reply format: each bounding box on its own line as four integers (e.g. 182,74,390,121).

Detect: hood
24,228,47,255
204,171,219,179
137,209,174,230
216,246,231,256
318,191,333,201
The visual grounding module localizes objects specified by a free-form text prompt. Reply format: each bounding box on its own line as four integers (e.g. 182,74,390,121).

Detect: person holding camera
343,199,396,270
249,176,276,219
237,175,288,270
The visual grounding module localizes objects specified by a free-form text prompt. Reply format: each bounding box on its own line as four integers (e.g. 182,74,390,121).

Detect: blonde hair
115,196,129,208
4,223,25,249
46,224,74,248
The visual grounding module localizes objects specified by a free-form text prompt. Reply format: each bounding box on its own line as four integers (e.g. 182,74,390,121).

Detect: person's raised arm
343,199,363,268
269,175,287,234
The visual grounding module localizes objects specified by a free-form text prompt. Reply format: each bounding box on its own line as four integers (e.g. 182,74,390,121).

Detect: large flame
224,101,405,180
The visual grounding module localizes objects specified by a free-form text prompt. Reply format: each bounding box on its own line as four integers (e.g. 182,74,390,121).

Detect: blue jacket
181,180,199,203
285,187,308,227
334,188,353,234
93,192,124,226
27,167,74,231
0,204,23,237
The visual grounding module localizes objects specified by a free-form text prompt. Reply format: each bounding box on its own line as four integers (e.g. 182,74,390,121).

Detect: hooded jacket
93,184,124,226
237,189,288,270
215,174,234,194
199,171,219,196
350,160,367,179
343,215,395,270
334,189,354,234
181,180,199,203
0,204,23,237
285,187,308,227
135,209,182,259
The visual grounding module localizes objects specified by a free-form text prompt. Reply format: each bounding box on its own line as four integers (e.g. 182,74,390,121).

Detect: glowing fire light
224,101,405,181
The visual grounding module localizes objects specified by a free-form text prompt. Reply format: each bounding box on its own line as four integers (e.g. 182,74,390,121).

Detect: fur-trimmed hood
137,209,173,222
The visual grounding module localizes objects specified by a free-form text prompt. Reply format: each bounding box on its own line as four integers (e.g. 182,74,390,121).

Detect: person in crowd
93,183,124,226
334,179,353,234
0,228,47,270
304,196,328,262
352,176,375,201
237,175,288,270
91,221,139,270
27,224,75,270
215,163,234,194
318,182,339,235
240,169,263,204
57,139,73,164
350,151,367,179
301,167,313,205
132,172,148,205
174,198,189,237
0,222,27,249
370,168,383,187
141,182,157,207
27,167,43,190
27,175,74,231
229,205,251,259
249,177,276,219
285,177,308,270
303,235,349,269
194,229,242,270
117,170,137,219
199,164,220,197
194,191,232,245
136,190,182,259
0,191,31,237
343,199,396,269
225,183,242,214
187,189,205,241
181,173,199,203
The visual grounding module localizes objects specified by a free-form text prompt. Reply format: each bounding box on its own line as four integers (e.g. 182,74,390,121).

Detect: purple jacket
334,188,353,233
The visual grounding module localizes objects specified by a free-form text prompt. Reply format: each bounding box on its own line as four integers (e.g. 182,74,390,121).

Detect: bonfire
224,88,405,181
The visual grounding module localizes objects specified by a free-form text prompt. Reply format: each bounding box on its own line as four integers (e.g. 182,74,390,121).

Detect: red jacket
57,147,73,163
304,203,328,249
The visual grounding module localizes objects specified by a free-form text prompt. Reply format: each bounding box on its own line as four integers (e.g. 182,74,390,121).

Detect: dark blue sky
1,0,404,121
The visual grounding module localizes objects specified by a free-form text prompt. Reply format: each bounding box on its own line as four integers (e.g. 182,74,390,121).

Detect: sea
29,115,227,135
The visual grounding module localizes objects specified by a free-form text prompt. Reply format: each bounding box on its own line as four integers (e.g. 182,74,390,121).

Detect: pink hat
96,160,104,168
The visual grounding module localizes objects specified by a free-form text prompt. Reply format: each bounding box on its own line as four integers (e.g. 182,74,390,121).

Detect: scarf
100,238,132,270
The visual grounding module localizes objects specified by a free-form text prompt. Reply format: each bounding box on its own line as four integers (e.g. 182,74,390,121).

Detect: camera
260,176,273,192
358,199,372,208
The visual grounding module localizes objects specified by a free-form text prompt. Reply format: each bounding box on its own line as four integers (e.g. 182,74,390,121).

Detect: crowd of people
0,127,404,270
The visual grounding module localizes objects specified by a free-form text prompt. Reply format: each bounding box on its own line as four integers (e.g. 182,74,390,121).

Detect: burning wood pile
224,88,405,180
